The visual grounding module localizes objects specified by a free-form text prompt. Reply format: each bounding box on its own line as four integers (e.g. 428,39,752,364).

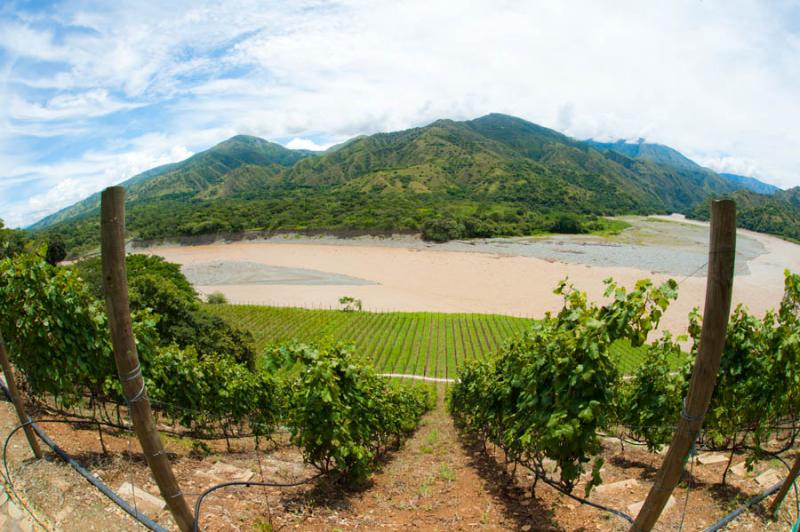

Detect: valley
144,215,800,341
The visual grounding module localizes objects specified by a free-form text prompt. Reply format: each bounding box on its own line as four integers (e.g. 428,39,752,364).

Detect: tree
421,216,464,242
45,236,67,265
207,291,227,304
550,214,585,234
74,254,256,369
339,296,362,311
0,219,29,259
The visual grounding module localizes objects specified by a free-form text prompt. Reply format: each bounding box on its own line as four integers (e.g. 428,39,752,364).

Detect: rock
208,461,255,482
594,478,639,495
7,501,24,520
695,453,729,465
51,477,72,492
521,525,532,531
259,458,306,478
755,470,782,488
628,495,676,516
55,505,74,522
116,482,167,514
730,462,755,478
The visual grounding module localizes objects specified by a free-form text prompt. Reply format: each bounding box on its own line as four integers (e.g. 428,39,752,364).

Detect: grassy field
206,304,662,378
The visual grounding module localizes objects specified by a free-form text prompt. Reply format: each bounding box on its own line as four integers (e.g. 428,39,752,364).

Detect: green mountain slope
719,173,780,195
31,135,314,229
31,113,798,253
690,187,800,242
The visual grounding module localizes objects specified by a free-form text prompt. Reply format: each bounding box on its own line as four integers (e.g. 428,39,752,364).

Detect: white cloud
696,156,764,180
285,137,331,151
1,0,799,226
9,89,140,121
0,133,201,227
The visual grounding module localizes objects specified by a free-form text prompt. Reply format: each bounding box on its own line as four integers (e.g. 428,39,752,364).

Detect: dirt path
1,389,795,531
311,386,550,530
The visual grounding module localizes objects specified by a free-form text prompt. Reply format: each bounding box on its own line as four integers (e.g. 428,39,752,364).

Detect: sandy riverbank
142,216,800,336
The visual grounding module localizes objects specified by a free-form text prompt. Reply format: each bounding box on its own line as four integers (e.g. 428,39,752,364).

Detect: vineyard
206,305,665,378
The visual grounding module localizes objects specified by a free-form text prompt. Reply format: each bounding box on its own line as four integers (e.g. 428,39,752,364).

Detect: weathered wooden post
769,452,800,517
101,186,194,532
630,199,737,531
0,330,42,458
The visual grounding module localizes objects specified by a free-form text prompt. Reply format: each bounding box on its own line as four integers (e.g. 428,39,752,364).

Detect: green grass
609,338,687,373
206,304,679,377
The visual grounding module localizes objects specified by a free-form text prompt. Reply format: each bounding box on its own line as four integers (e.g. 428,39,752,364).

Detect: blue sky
1,0,799,227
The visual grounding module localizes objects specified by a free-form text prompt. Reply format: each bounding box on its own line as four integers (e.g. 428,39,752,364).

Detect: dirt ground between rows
1,386,797,531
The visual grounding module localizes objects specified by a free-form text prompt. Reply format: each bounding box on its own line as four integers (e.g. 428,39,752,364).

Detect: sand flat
142,216,800,336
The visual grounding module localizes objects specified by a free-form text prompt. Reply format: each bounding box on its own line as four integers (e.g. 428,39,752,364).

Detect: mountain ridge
30,113,798,251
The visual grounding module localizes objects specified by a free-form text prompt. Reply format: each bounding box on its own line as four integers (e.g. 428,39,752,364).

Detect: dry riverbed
141,216,800,337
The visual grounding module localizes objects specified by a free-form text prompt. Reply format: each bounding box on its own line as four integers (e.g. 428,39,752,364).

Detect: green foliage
690,188,800,243
1,251,427,483
209,304,657,379
146,345,278,437
74,254,195,300
208,305,537,379
273,342,432,480
338,296,362,312
206,291,227,304
549,214,585,234
421,216,465,242
74,254,255,369
450,276,678,493
45,235,67,265
0,253,158,406
0,219,30,259
695,270,800,453
615,333,686,451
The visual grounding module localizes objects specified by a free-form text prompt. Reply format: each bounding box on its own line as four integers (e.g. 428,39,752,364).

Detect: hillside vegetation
30,113,794,255
690,186,800,242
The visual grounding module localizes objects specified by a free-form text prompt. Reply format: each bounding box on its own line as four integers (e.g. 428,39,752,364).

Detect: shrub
550,214,585,234
207,291,228,304
421,216,465,242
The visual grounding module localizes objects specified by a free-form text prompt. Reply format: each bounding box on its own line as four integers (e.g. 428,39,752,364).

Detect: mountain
690,186,800,243
587,141,782,195
31,135,314,229
31,113,798,252
587,139,705,172
719,173,780,195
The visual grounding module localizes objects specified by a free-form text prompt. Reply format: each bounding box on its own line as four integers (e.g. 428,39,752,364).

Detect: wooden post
769,452,800,517
630,200,737,531
0,330,42,458
101,186,194,532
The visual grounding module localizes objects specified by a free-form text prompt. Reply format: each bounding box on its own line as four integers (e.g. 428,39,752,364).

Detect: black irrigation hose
466,433,635,525
192,474,323,532
750,447,800,517
0,383,166,531
3,419,166,532
537,474,635,524
703,480,784,532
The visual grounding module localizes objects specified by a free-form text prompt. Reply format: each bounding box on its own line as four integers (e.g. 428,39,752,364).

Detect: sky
1,0,799,228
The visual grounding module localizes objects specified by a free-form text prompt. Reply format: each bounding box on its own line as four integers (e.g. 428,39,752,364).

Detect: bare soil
2,388,797,531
